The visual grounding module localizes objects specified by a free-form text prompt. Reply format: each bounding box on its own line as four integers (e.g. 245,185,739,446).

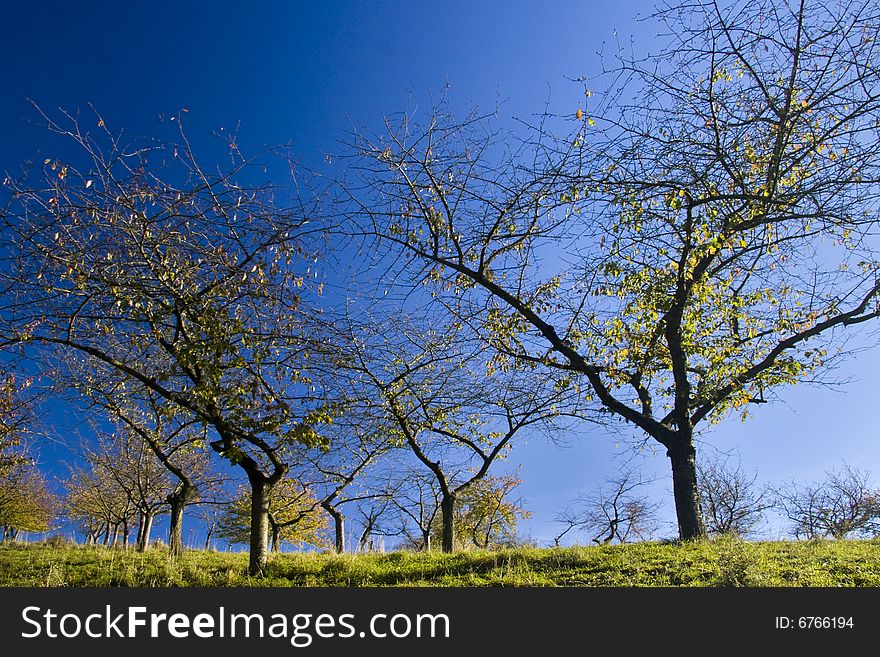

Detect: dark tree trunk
668,439,706,540
204,522,216,550
323,503,345,553
137,512,154,552
167,488,190,558
249,478,270,576
440,494,456,553
358,525,372,552
270,519,281,553
333,512,344,554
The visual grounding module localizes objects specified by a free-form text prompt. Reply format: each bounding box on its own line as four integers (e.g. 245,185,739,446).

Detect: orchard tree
217,478,327,552
77,381,227,556
354,496,395,552
0,110,329,573
0,464,56,541
83,430,173,552
438,473,531,550
65,462,137,546
387,470,442,551
775,463,880,539
554,467,661,546
342,310,574,552
348,0,880,539
307,443,394,554
697,452,771,537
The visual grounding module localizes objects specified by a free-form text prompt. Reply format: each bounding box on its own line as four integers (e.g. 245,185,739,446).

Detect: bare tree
555,468,661,546
386,470,443,551
775,463,880,539
355,496,395,552
339,309,575,552
300,413,398,553
697,452,771,537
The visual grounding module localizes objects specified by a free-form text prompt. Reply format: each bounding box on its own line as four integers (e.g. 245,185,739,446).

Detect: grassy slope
2,538,880,586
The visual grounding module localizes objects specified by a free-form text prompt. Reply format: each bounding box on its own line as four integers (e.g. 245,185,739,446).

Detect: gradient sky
2,0,879,547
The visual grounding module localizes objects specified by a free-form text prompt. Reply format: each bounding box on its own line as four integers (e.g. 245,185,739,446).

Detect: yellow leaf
800,99,808,108
588,118,596,127
576,108,584,120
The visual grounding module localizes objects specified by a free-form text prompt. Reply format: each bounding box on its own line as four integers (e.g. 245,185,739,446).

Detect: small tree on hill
775,464,880,539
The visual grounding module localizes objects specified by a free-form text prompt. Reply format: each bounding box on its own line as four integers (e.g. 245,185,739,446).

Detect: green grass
2,536,880,586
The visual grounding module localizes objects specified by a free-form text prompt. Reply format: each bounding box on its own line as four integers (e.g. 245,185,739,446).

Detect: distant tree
298,414,397,554
77,384,227,556
84,430,173,552
697,453,771,537
193,504,224,551
555,468,661,546
354,496,395,552
387,471,442,551
439,473,531,550
340,310,573,552
64,462,136,546
217,479,327,552
0,464,55,541
775,464,880,539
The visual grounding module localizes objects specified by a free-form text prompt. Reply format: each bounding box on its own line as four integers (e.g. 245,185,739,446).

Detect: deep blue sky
3,1,879,546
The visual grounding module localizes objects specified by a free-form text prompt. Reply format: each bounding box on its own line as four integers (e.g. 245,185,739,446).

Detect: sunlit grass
2,536,880,586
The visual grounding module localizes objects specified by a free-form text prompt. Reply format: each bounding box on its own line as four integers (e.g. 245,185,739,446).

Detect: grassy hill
2,537,880,586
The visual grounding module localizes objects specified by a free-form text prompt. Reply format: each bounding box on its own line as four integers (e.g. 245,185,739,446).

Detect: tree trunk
248,479,270,576
358,526,372,552
332,509,345,553
668,440,706,540
137,512,154,552
204,522,216,551
168,495,185,557
270,519,281,553
440,494,456,553
168,486,190,557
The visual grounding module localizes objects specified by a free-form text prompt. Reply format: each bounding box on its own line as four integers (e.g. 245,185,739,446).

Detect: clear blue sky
2,0,879,546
